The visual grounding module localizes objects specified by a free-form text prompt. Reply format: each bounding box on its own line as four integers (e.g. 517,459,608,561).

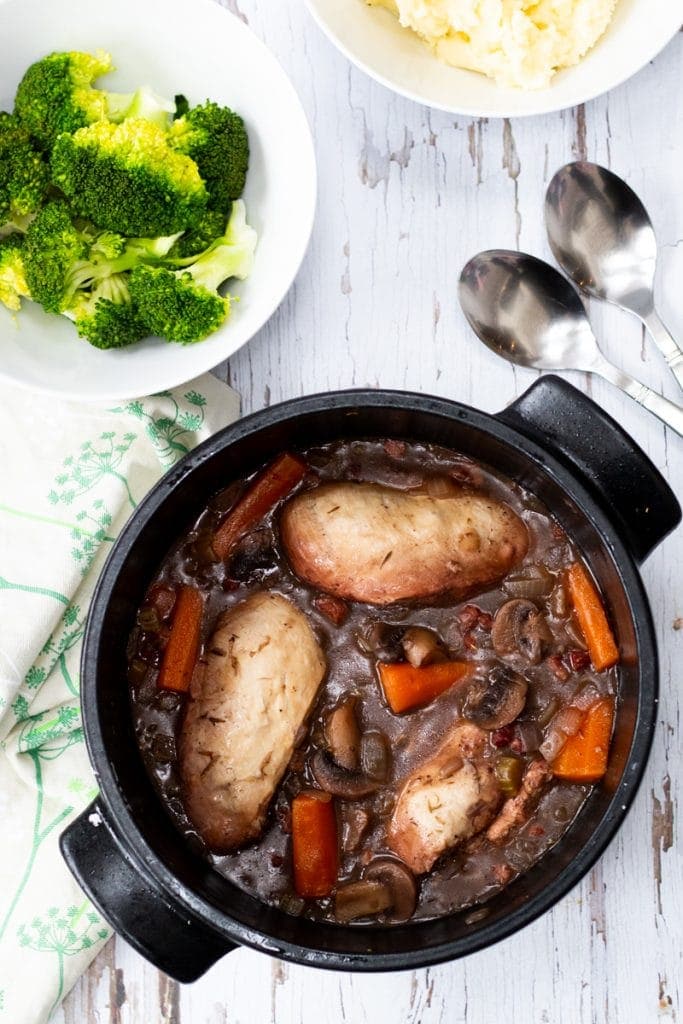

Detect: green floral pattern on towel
18,904,109,1018
48,431,139,510
111,388,208,466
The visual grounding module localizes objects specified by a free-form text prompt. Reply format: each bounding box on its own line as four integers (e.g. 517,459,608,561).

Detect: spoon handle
642,311,683,392
595,359,683,438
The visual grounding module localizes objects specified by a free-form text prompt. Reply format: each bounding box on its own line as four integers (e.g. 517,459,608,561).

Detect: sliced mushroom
401,626,448,668
310,748,380,798
491,599,551,665
463,668,528,731
334,880,393,923
356,620,405,661
324,698,361,771
364,857,418,922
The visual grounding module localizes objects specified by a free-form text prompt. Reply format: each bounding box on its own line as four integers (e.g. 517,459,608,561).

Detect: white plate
0,0,316,401
305,0,682,118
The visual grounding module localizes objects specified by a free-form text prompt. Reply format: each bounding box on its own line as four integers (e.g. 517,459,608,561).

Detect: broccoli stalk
0,233,31,312
88,229,184,274
129,199,257,343
63,273,149,349
50,118,208,236
106,85,175,129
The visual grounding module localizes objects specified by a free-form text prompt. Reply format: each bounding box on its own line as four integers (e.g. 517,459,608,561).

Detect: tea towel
0,375,240,1023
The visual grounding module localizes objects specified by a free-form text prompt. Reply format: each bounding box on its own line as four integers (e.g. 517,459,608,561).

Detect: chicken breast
486,758,552,844
387,723,502,874
280,481,528,605
178,591,326,852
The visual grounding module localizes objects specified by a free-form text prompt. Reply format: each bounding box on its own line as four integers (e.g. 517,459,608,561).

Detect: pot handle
60,801,236,983
497,376,681,564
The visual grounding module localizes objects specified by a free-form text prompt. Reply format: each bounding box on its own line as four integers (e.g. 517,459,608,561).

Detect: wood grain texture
58,3,683,1021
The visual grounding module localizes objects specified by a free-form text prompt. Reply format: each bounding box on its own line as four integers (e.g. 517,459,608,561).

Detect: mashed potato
368,0,618,89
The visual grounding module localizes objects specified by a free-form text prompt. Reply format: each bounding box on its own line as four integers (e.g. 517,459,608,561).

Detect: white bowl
0,0,316,401
305,0,681,118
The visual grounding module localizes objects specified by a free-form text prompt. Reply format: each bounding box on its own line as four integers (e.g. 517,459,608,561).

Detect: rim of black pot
81,388,658,970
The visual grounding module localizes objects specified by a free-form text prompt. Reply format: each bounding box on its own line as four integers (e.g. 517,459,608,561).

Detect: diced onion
503,565,554,601
551,705,584,736
539,705,584,762
540,730,567,763
572,682,603,711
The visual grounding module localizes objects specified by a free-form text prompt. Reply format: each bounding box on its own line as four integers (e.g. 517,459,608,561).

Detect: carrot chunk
377,660,471,714
291,791,338,899
156,585,203,693
213,452,308,561
552,697,615,783
566,562,619,672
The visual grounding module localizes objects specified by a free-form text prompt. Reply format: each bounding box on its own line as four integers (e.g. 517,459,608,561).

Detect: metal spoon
458,250,683,438
545,161,683,390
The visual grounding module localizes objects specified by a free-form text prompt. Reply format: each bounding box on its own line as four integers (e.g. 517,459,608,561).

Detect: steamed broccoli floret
50,118,208,236
168,209,228,259
14,50,174,148
129,199,256,343
63,273,148,349
0,233,31,311
129,263,228,344
0,112,49,225
15,49,114,148
23,201,90,312
169,101,249,212
23,199,180,313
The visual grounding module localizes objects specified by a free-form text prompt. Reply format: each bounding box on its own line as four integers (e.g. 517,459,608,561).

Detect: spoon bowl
545,161,683,389
459,251,601,373
545,162,657,315
458,249,683,438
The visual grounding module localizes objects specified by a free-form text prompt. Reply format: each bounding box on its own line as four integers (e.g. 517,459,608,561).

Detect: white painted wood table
58,3,683,1021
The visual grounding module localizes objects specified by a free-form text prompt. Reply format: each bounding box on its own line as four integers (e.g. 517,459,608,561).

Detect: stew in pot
128,439,619,925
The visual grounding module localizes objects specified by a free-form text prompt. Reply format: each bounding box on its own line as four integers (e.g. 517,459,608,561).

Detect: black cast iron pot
61,376,680,983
